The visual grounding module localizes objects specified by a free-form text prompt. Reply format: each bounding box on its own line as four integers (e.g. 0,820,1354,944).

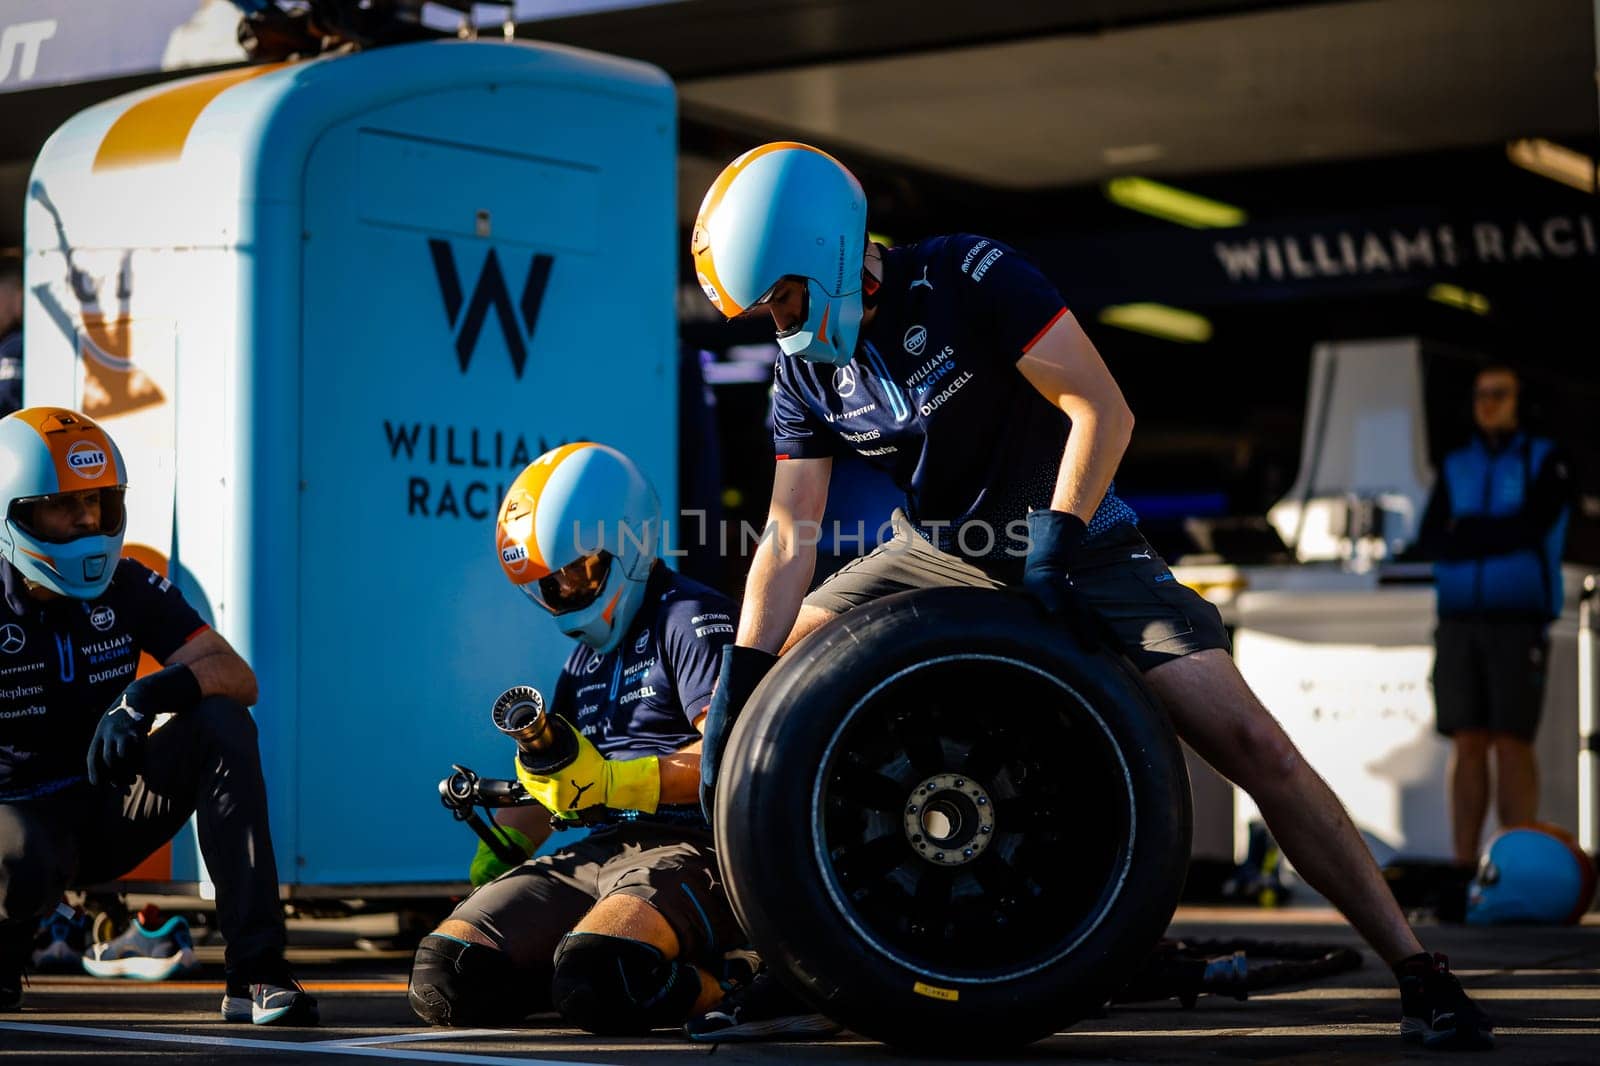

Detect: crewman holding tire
688,142,1495,1051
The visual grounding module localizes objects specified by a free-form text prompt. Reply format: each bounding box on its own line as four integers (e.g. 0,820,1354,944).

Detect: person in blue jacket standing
1414,364,1573,865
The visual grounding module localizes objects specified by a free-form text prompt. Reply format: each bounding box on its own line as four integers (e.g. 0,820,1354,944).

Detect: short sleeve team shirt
0,559,208,799
549,565,735,827
771,235,1138,562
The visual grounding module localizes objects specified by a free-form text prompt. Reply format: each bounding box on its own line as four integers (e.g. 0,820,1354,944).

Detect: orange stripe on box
93,64,282,172
1021,307,1069,355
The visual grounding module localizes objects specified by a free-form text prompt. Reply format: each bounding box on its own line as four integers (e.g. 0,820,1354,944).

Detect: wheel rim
813,654,1136,983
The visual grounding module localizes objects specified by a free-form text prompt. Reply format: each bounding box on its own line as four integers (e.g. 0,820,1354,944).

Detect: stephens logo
66,441,108,480
903,325,927,356
832,365,857,399
89,606,116,632
428,239,555,380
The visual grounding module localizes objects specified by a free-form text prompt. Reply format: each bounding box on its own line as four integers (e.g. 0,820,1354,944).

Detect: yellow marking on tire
912,981,959,1002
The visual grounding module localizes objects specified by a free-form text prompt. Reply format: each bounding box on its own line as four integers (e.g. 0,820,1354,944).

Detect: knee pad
550,931,702,1035
409,933,532,1026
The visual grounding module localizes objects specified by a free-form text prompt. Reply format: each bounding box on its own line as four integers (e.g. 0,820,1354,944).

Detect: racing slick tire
714,586,1192,1053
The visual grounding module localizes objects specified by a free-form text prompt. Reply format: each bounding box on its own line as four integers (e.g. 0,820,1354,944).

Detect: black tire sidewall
717,587,1193,1052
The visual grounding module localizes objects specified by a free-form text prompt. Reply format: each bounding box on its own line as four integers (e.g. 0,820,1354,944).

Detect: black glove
700,645,778,822
1022,508,1108,650
87,664,202,787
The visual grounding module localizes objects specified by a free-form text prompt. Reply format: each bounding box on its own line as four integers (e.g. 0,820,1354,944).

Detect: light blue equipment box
23,40,677,892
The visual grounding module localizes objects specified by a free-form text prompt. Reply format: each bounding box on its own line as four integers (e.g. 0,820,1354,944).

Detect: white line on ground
0,1021,617,1066
315,1029,514,1047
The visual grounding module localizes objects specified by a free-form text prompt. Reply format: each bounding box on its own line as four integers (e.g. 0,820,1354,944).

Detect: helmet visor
733,276,809,333
526,551,612,615
8,487,128,544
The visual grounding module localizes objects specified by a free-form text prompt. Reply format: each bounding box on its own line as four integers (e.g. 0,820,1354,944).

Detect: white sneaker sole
221,995,252,1023
82,947,198,981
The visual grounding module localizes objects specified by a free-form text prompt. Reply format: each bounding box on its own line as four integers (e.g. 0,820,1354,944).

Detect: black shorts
1432,618,1550,740
805,510,1231,673
448,821,744,969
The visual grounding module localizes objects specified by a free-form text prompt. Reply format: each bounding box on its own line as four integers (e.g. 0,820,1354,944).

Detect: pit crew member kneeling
0,408,314,1025
408,443,835,1040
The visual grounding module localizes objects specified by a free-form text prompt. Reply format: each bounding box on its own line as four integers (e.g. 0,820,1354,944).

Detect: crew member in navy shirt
409,443,835,1042
689,142,1495,1051
0,407,313,1024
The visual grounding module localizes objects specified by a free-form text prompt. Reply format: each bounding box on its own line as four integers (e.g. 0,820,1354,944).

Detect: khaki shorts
449,821,744,969
805,510,1231,673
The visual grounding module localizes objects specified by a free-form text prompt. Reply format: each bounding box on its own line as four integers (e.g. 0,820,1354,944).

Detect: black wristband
127,663,203,715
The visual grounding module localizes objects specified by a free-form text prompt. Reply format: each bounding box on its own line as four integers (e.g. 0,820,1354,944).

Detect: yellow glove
513,717,660,816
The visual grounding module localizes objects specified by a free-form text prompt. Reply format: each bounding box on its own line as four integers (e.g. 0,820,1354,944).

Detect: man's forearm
659,741,702,805
734,531,818,653
177,651,259,706
1048,408,1133,521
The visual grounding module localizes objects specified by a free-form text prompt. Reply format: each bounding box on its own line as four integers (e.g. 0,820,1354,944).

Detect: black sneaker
0,971,20,1012
684,968,842,1043
1396,952,1494,1050
221,962,320,1026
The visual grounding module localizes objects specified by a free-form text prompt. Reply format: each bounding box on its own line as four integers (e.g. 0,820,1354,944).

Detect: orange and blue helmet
0,407,129,599
495,443,660,653
692,141,868,367
1467,823,1597,925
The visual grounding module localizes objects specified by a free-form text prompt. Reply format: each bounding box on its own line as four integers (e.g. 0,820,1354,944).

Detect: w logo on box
427,240,554,380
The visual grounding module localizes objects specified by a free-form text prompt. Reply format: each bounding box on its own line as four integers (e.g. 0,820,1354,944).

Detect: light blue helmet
1466,823,1597,926
495,443,660,653
692,141,868,367
0,407,129,599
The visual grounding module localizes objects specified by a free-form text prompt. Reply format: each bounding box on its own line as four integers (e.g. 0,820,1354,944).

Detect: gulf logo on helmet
500,542,529,574
67,441,108,480
494,441,597,585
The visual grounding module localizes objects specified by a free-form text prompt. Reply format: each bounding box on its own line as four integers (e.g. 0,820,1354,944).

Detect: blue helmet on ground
1466,823,1597,926
692,141,868,367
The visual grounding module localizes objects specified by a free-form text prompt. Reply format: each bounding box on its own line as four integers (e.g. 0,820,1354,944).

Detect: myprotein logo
428,240,554,380
66,441,107,480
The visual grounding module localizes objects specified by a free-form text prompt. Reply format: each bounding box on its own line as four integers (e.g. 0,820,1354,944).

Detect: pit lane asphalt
4,907,1597,1065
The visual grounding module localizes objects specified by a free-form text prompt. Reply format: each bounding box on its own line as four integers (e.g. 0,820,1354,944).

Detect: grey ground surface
3,906,1595,1064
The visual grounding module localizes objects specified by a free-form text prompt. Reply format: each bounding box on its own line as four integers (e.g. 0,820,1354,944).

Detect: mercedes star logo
832,365,857,399
0,624,25,655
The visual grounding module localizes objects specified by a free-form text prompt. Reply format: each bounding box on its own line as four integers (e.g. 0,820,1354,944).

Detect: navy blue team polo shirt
552,564,733,827
771,234,1138,564
0,559,208,800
